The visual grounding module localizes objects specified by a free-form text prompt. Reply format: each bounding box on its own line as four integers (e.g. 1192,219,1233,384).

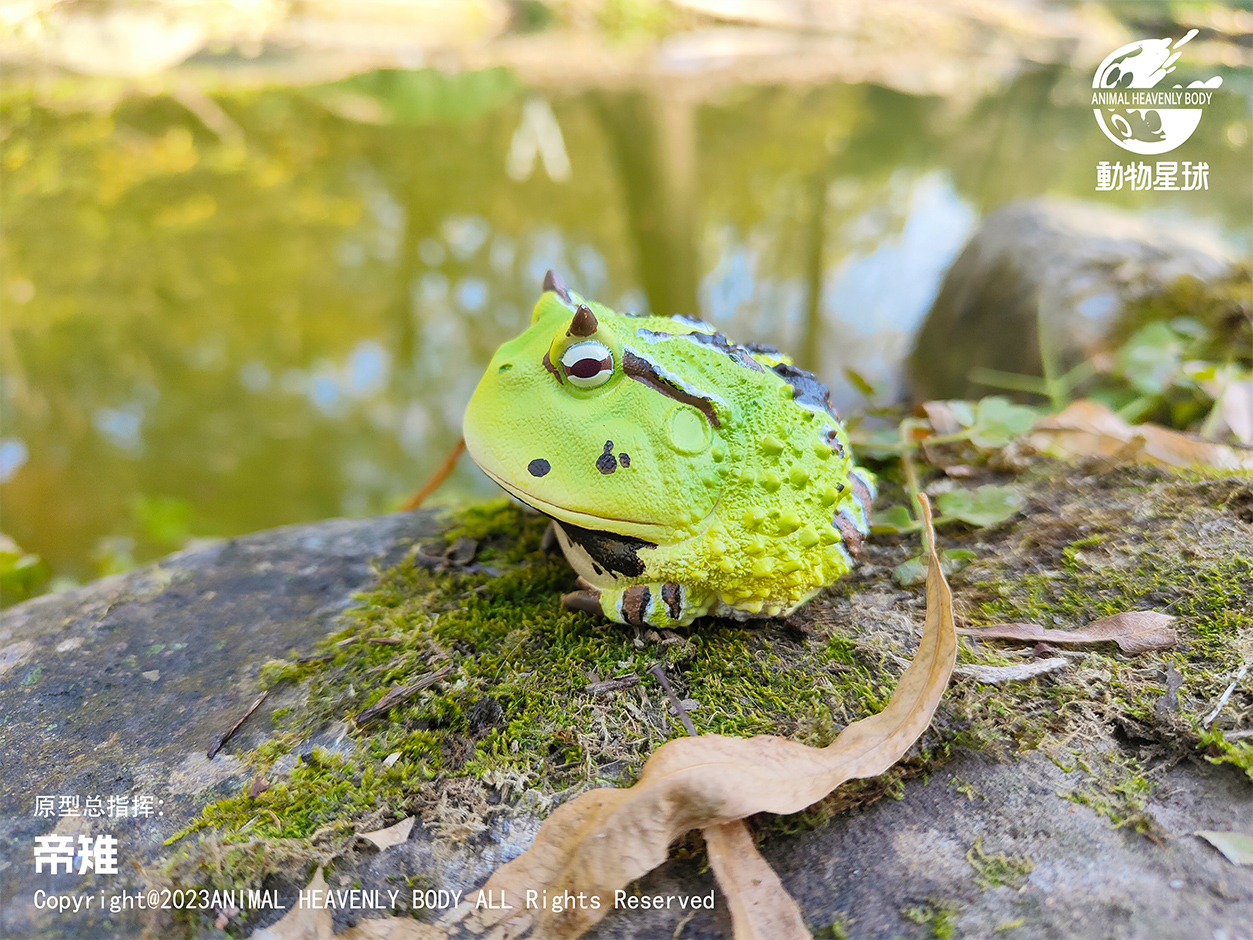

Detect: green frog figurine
462,271,874,628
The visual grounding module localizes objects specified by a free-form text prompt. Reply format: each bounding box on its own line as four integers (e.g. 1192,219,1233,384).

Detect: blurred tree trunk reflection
594,91,698,318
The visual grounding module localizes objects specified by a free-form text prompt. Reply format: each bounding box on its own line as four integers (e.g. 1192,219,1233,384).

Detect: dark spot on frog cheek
596,440,617,475
618,452,631,468
528,458,551,478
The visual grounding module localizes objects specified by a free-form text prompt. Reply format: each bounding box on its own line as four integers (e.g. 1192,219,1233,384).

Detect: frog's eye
560,341,614,389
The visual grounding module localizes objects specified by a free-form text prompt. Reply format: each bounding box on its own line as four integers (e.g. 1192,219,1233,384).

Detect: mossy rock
2,465,1250,939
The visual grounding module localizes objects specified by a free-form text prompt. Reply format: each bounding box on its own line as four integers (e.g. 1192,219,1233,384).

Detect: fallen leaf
251,868,333,940
1216,379,1253,444
1029,399,1253,471
921,400,974,436
442,495,956,940
338,917,446,939
953,657,1069,683
360,816,415,850
704,821,807,940
957,611,1176,654
1196,830,1253,866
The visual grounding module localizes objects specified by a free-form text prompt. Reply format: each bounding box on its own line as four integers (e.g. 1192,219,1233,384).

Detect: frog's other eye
560,341,614,389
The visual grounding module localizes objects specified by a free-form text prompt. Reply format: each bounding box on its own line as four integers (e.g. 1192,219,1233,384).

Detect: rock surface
906,198,1237,402
2,504,1251,940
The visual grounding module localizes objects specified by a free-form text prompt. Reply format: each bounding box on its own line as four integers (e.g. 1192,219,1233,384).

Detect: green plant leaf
936,484,1024,528
872,504,915,533
893,548,977,587
968,397,1038,448
1115,322,1186,395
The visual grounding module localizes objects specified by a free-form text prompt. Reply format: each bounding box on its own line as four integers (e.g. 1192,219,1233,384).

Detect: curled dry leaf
442,495,957,940
338,917,447,940
360,816,415,850
1028,399,1253,471
704,821,808,940
1195,830,1253,866
254,868,446,940
953,657,1069,684
251,868,332,940
957,611,1176,654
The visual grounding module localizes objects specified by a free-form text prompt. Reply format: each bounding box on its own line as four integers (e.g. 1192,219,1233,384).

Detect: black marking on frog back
596,440,618,474
743,342,782,358
636,328,763,373
772,363,839,420
825,427,846,459
553,520,656,578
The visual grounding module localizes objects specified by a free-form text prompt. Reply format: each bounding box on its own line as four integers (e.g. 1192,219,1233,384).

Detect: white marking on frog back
671,314,716,332
621,344,729,410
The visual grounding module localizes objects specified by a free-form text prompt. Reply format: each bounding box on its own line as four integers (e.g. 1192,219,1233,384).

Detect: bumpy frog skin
462,271,874,628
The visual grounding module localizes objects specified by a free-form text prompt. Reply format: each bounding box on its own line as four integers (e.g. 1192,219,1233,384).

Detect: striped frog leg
562,579,715,628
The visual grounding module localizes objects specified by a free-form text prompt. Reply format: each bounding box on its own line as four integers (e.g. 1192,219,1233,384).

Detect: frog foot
562,580,712,628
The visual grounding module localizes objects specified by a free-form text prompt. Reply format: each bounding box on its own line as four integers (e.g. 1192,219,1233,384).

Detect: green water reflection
2,64,1249,592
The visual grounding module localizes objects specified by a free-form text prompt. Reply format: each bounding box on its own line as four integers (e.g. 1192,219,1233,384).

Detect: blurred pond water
2,54,1250,590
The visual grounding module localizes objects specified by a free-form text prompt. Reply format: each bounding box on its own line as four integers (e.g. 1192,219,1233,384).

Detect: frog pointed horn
568,303,598,337
543,269,571,303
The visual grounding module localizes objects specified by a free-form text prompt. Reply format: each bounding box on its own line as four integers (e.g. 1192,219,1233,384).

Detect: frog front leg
562,580,713,628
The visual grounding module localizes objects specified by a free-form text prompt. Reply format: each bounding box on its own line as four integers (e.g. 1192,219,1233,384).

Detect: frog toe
561,590,603,615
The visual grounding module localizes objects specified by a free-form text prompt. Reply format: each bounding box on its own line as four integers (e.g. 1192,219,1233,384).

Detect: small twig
585,675,640,695
208,691,268,759
1203,663,1249,727
401,437,466,511
648,663,696,736
354,664,453,726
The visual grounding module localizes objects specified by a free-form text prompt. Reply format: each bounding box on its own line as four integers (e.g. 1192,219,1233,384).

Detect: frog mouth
476,465,675,540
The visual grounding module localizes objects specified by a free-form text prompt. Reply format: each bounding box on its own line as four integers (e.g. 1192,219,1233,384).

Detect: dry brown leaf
953,657,1069,683
1196,830,1253,866
360,816,415,850
703,821,808,940
338,917,447,939
958,611,1176,654
254,869,447,940
442,495,956,940
1028,399,1253,471
251,868,333,940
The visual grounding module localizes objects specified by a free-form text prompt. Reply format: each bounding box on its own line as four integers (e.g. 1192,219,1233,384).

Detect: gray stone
906,198,1237,402
0,511,440,940
2,506,1250,940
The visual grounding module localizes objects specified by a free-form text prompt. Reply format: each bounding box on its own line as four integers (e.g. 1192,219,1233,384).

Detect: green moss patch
163,468,1253,922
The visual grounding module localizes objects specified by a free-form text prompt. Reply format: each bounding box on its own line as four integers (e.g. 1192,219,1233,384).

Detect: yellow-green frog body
462,271,874,628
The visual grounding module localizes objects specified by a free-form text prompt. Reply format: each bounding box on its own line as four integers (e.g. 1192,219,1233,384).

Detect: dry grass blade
958,611,1176,654
703,821,808,940
442,495,956,940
